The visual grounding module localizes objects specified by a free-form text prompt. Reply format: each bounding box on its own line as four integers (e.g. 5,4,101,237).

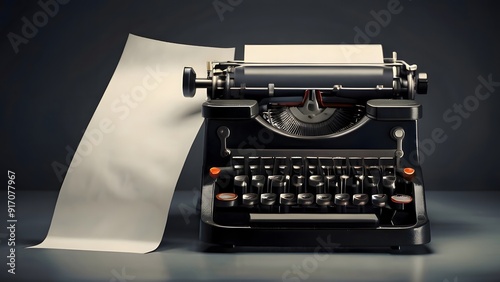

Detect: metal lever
391,127,405,168
217,126,231,157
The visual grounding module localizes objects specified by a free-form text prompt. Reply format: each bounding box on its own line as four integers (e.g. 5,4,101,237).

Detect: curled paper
31,34,234,253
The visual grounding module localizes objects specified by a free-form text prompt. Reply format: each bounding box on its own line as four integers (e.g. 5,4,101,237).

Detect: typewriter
182,45,430,248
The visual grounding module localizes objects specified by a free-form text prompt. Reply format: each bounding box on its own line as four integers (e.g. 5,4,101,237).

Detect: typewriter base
201,222,430,249
200,184,431,248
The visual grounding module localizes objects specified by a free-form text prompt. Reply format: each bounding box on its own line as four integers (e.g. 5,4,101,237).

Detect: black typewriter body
183,48,430,248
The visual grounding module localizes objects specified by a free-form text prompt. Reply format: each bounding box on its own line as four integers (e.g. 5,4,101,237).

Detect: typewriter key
280,193,296,205
353,193,369,212
260,193,277,206
242,193,259,206
248,157,260,175
353,193,369,205
291,175,305,194
390,194,413,210
382,175,396,196
347,176,360,195
269,175,286,195
209,167,221,179
215,193,238,207
251,175,265,194
309,175,323,184
234,175,249,196
371,194,387,208
334,193,349,213
316,193,332,206
365,175,379,195
309,175,325,194
334,193,350,206
297,193,314,206
402,167,415,181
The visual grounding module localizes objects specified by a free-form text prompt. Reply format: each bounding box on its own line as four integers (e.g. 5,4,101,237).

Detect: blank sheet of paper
31,34,234,253
244,44,383,63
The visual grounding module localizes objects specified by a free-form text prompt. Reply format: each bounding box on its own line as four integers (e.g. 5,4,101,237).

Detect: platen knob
416,72,428,94
182,67,197,98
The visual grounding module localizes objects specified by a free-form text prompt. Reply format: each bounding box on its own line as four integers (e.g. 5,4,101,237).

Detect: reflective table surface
1,190,499,282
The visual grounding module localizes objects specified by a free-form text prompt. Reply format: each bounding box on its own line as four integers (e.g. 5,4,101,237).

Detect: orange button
209,167,221,179
403,167,415,176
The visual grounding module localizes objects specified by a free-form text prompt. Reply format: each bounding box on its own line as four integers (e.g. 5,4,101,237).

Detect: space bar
249,213,379,225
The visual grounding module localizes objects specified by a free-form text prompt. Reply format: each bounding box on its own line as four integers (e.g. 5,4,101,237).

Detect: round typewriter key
215,192,238,207
280,193,296,205
390,194,413,210
309,175,325,194
371,194,388,208
242,193,259,206
297,193,314,206
209,167,221,179
234,175,248,187
391,194,413,204
334,193,349,213
353,193,369,206
309,175,323,185
334,193,350,206
382,175,396,188
316,193,332,206
260,193,277,206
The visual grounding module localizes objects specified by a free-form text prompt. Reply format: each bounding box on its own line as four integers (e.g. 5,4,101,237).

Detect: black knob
416,72,428,94
183,67,196,97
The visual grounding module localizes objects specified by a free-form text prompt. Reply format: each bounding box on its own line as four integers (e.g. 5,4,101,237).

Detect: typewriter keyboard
209,156,418,228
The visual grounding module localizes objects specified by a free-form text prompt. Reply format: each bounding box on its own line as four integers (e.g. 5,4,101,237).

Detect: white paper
31,34,234,253
244,44,383,63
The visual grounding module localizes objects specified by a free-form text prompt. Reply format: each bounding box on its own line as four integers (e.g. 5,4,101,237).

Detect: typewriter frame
186,54,431,248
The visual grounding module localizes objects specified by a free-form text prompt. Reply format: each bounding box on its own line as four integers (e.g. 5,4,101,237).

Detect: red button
209,167,221,179
403,167,415,176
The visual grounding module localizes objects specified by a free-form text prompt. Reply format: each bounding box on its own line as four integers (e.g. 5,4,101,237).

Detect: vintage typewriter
182,45,430,248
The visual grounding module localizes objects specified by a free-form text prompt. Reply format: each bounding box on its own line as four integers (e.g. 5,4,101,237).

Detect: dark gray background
1,0,500,192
